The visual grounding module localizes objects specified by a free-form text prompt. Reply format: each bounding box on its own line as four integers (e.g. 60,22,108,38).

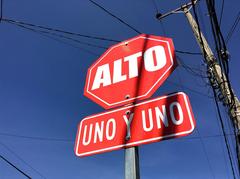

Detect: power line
222,108,240,176
37,33,101,56
88,0,141,34
173,57,215,179
175,55,216,178
8,22,103,56
0,129,236,142
191,0,208,61
2,18,120,42
226,11,240,43
212,104,231,179
176,50,201,55
159,20,167,36
219,0,225,26
4,18,201,57
151,0,159,13
212,87,237,179
5,20,108,50
192,1,238,177
0,0,3,22
2,19,102,56
205,2,238,169
167,80,213,98
198,2,210,43
0,141,46,179
0,155,32,179
196,128,216,178
0,132,73,142
177,55,208,79
2,18,201,57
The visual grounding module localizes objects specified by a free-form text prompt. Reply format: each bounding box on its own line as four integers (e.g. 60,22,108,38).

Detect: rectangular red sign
75,92,196,157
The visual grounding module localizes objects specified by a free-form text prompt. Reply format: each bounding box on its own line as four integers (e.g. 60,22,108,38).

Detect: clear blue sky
0,0,239,178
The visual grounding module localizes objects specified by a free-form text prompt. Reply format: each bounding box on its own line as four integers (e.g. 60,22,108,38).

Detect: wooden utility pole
156,0,240,167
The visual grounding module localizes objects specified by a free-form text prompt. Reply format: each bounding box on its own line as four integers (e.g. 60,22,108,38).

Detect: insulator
218,92,224,101
220,49,230,61
212,83,219,89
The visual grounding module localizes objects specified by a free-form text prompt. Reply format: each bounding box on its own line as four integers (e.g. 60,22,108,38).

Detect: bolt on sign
84,34,177,109
75,92,196,157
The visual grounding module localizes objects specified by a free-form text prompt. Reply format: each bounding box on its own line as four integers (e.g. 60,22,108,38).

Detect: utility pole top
156,0,198,20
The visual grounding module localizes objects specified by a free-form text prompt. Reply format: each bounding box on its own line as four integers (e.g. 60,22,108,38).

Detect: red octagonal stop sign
84,34,177,109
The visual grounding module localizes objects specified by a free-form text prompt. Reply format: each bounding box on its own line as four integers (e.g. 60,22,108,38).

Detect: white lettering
124,52,142,78
113,59,127,83
106,118,116,140
142,109,154,132
91,64,111,90
170,102,183,125
82,124,93,146
93,121,104,143
144,46,166,72
155,106,169,128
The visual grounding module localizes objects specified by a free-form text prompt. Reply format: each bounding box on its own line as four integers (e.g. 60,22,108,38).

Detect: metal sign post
124,108,140,179
125,147,140,179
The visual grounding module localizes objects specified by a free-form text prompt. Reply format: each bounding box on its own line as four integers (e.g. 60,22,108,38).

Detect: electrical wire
176,50,201,55
191,0,208,61
151,0,159,14
6,21,102,57
0,141,46,179
177,56,208,79
2,18,120,42
0,0,2,22
37,33,101,56
0,130,235,142
174,58,216,179
0,155,32,179
207,0,238,173
206,0,230,83
159,20,167,36
212,103,232,178
198,2,210,43
88,0,141,34
0,132,73,142
193,1,238,177
3,17,201,59
5,20,108,50
212,88,237,179
223,108,240,176
167,80,213,99
1,13,201,57
205,2,239,166
150,0,167,36
219,0,225,26
196,128,216,178
226,11,240,43
175,53,215,178
207,0,236,108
